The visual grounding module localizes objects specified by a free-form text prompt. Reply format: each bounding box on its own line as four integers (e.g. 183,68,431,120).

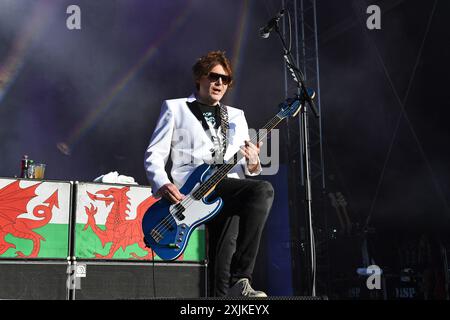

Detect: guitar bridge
150,229,163,243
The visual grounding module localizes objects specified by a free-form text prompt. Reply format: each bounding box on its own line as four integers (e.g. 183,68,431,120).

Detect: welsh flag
74,182,206,262
0,178,71,258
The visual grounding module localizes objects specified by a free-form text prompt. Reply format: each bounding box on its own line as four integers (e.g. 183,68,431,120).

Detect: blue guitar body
142,163,223,260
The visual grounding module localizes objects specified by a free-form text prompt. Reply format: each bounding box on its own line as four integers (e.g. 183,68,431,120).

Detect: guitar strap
218,103,229,158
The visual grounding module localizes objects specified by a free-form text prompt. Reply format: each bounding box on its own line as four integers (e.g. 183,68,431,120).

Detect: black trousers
206,177,274,297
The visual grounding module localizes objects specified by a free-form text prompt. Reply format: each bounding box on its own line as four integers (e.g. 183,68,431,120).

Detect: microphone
259,9,285,39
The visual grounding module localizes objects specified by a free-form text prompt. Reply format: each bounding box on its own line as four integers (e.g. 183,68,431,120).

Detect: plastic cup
28,163,46,179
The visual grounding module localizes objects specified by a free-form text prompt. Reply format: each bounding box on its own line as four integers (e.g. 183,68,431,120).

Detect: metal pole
302,102,316,297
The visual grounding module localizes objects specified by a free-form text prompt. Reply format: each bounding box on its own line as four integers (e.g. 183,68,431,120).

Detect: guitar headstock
278,88,315,119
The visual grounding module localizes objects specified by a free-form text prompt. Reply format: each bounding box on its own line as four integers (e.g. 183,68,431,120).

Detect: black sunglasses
207,72,232,85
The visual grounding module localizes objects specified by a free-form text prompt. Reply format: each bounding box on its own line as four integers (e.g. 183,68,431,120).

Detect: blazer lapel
186,101,210,132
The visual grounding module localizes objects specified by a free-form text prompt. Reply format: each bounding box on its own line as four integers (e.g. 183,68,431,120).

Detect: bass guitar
142,91,315,260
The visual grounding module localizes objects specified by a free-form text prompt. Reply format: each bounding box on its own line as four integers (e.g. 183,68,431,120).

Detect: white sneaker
227,278,268,298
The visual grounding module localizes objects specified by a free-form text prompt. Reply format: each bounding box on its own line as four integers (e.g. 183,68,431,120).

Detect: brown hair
192,50,233,90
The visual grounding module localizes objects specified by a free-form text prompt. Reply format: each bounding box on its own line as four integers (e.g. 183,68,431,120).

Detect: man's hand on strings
240,140,262,173
157,183,185,204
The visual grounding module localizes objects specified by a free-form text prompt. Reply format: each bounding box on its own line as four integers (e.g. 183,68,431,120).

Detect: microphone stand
273,21,319,297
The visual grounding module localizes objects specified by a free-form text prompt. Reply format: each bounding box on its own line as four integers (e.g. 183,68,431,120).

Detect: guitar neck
192,114,284,199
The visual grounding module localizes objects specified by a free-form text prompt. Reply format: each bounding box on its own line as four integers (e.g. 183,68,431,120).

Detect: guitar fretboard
192,114,284,199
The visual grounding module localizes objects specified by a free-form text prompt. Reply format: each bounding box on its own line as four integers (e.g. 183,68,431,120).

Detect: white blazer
144,94,261,192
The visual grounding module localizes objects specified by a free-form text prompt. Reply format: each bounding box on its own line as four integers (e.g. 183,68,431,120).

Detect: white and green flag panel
74,182,206,262
0,178,71,258
0,179,206,261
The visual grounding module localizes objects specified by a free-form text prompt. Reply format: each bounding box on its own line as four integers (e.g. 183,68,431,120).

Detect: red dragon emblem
83,186,160,259
0,180,59,257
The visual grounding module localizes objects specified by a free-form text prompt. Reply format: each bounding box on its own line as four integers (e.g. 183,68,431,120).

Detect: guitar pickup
171,204,186,220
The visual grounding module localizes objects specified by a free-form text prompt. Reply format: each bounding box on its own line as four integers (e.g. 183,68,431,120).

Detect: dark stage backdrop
1,0,449,298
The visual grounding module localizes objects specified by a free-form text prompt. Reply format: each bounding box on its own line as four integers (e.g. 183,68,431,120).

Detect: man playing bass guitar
144,51,274,297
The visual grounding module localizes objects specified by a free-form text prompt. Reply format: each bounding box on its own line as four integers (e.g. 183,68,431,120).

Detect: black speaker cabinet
0,259,69,300
72,261,207,300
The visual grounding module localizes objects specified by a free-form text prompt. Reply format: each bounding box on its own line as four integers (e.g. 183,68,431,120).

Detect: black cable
151,250,156,298
286,8,292,54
